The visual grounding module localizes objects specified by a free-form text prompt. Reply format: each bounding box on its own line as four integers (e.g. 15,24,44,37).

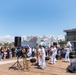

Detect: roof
64,28,76,32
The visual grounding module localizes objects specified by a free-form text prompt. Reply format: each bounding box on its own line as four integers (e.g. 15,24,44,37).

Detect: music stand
9,57,22,70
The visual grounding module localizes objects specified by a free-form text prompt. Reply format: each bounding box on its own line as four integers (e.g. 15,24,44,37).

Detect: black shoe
38,65,41,69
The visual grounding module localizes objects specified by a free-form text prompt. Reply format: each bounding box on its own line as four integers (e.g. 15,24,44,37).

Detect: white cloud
0,35,14,43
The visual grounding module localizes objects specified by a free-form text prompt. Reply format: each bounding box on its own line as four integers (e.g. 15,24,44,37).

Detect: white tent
66,41,72,47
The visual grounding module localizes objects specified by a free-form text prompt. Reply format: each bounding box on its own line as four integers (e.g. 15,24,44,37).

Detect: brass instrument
40,54,42,59
38,52,42,59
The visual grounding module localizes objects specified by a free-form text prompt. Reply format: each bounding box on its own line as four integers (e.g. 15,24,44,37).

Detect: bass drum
30,58,36,63
45,56,50,60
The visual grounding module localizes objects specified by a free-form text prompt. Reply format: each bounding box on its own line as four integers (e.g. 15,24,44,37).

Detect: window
67,32,75,36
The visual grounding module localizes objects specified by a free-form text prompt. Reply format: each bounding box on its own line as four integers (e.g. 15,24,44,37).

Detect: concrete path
0,57,36,65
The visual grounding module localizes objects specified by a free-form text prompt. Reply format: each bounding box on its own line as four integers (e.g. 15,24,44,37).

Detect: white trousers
51,54,57,64
65,53,70,62
42,57,46,69
38,57,46,69
38,57,41,66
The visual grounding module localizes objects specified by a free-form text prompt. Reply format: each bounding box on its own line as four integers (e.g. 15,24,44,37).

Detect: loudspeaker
14,37,21,47
67,65,76,73
53,42,57,46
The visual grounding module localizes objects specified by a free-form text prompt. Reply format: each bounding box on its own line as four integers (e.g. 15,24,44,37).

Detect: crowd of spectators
0,47,15,60
0,45,70,61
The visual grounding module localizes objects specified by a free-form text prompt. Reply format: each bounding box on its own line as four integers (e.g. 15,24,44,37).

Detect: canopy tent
66,41,72,47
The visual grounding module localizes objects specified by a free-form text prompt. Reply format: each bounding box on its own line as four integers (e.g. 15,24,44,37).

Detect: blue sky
0,0,76,37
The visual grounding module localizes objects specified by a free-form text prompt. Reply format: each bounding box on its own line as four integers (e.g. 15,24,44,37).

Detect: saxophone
38,52,42,59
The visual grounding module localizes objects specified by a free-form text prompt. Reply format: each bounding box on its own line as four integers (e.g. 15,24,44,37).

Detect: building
64,28,76,51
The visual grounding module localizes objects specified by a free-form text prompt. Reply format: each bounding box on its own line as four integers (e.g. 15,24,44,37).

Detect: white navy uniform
38,47,46,69
51,47,57,64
